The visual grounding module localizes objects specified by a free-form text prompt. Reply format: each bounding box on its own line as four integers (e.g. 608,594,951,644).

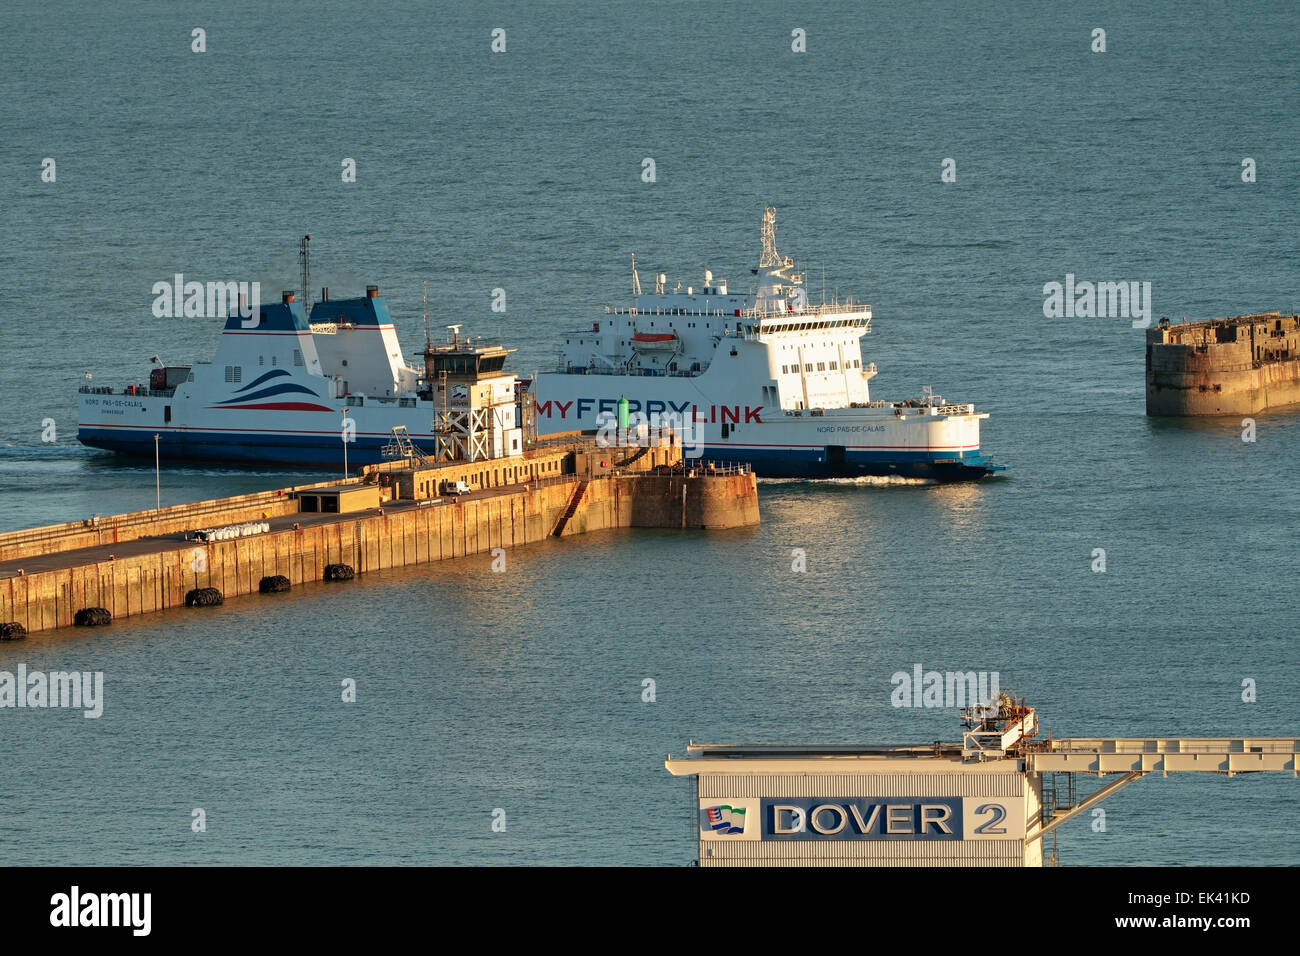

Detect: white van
440,480,471,496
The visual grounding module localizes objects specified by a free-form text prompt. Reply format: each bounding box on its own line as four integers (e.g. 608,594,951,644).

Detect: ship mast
422,280,431,351
759,207,780,269
298,235,312,310
631,253,642,296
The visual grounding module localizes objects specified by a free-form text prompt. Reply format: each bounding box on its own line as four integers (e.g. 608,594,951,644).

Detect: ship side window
830,361,838,370
817,362,825,371
258,355,264,366
854,359,861,368
272,355,278,366
805,364,813,372
781,365,788,374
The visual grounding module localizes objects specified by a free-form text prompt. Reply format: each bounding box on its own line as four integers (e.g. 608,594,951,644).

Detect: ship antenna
631,253,642,297
298,235,312,310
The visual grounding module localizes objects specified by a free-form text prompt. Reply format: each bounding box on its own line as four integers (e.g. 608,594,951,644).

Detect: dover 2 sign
699,797,1025,841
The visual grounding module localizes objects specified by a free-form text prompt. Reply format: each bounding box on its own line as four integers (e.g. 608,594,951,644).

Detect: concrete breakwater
1146,312,1300,416
0,460,757,635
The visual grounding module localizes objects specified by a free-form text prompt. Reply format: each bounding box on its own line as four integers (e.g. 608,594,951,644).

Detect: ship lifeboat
630,332,679,351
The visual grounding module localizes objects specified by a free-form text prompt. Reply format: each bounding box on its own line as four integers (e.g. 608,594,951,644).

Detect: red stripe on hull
211,402,336,412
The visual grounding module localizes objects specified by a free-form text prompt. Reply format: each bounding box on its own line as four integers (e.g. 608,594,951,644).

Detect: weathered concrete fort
1146,312,1300,416
0,438,757,637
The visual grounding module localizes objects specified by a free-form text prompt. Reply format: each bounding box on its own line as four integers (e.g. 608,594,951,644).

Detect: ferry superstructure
532,208,1002,480
77,285,523,468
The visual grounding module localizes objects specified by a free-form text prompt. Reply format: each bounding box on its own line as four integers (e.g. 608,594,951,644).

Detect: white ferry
533,208,1003,480
77,285,523,468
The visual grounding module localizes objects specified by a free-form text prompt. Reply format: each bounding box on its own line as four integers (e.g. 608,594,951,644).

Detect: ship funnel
282,291,295,304
366,285,379,298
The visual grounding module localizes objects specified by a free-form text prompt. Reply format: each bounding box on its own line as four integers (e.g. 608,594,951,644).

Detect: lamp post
341,409,351,480
154,434,161,512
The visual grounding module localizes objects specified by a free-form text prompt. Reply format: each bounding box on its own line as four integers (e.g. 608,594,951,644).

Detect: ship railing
747,302,872,320
692,459,753,476
603,302,871,321
78,385,176,398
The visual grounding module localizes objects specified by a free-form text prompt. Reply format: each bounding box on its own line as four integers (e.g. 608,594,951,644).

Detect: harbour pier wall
0,466,757,636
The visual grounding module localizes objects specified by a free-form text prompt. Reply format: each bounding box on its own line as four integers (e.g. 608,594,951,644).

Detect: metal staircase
551,480,588,536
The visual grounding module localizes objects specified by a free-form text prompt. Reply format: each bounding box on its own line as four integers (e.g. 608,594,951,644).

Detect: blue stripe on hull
79,429,1004,480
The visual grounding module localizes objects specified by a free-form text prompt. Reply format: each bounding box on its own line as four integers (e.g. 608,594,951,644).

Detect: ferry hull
77,392,442,468
716,445,1001,481
77,425,410,467
532,375,1001,481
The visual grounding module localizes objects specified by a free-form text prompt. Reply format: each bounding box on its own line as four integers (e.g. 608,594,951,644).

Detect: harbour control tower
420,326,523,463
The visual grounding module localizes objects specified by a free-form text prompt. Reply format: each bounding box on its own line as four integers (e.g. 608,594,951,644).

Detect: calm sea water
1,1,1297,865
